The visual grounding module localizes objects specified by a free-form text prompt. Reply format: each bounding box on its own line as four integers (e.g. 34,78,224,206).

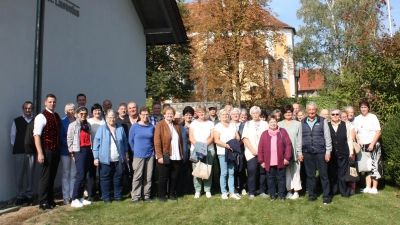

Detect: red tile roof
299,69,324,91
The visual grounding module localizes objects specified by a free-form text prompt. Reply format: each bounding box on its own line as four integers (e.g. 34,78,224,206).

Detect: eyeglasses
331,113,339,116
79,113,87,116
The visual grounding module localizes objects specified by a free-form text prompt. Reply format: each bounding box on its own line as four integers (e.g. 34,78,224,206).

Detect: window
277,58,284,79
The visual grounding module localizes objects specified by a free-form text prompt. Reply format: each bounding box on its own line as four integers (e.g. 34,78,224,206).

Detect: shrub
278,96,337,112
381,114,400,187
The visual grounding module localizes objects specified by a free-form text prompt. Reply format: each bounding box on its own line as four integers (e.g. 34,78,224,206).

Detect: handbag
163,153,171,165
353,139,361,154
192,151,212,179
192,161,212,180
357,150,372,172
345,166,360,182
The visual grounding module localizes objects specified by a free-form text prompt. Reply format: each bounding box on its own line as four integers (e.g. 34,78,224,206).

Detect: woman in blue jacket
93,109,129,204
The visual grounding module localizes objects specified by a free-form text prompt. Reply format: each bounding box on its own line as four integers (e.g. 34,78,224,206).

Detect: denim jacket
92,123,128,165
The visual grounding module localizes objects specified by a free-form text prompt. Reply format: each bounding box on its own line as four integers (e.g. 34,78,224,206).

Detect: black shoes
169,195,178,201
39,203,52,210
279,197,285,201
88,197,95,202
323,198,331,205
270,196,276,201
144,198,153,203
115,199,123,202
26,198,34,206
308,196,316,202
159,197,167,202
15,199,24,206
104,200,111,204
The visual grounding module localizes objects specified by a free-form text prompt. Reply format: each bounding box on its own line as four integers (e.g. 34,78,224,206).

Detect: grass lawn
25,185,399,225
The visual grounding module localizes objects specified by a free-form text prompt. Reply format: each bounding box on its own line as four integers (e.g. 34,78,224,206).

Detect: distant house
298,69,325,97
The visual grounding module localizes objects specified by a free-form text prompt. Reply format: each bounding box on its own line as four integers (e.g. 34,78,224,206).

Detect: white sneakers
194,192,201,199
285,192,293,199
80,198,92,205
206,192,212,198
221,193,229,199
362,187,379,194
241,189,247,195
71,198,91,208
230,193,241,200
290,193,299,199
369,188,379,194
71,199,83,208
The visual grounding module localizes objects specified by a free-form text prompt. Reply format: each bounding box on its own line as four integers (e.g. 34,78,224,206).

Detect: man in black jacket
297,102,332,204
10,101,35,206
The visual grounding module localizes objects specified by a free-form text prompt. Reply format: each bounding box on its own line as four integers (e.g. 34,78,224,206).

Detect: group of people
11,93,382,210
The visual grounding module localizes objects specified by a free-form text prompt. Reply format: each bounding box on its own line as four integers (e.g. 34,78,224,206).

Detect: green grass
27,186,399,225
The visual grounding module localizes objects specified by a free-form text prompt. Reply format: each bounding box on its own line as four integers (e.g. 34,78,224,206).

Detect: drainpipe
33,0,45,115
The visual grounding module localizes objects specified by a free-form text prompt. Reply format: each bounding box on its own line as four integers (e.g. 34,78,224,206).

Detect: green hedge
278,96,337,113
381,114,400,187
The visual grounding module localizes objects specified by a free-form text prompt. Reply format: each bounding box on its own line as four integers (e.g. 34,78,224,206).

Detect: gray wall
0,0,145,201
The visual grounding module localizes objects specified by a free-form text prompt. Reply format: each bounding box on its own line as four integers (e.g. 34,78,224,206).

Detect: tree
145,2,194,102
295,0,385,77
184,0,287,107
146,44,194,102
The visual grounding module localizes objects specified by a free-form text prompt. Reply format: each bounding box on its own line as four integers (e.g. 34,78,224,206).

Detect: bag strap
105,123,123,163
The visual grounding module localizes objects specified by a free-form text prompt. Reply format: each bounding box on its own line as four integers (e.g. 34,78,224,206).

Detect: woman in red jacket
258,115,292,201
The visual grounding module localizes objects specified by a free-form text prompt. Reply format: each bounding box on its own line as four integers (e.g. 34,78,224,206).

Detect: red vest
41,109,61,150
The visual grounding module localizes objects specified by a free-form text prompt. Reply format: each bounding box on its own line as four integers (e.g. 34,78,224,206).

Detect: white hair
249,106,261,115
106,109,118,117
218,109,230,118
230,107,240,116
240,108,248,114
174,112,182,118
64,103,76,114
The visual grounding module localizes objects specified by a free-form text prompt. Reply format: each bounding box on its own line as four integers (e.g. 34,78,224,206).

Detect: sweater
92,124,128,165
60,117,74,155
129,123,155,158
258,128,292,172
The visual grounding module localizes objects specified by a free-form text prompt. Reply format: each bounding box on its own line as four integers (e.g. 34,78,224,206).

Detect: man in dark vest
296,102,332,204
10,101,35,206
33,94,61,210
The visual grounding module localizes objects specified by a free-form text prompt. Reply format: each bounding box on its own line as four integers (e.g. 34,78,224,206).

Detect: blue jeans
266,166,286,198
218,156,235,194
99,161,123,201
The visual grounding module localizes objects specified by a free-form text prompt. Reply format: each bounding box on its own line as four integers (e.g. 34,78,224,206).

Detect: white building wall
0,0,146,201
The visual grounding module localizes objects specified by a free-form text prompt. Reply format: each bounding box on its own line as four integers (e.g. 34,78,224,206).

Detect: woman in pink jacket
258,115,292,201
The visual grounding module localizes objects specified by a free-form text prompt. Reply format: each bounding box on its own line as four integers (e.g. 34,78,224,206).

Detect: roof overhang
132,0,188,45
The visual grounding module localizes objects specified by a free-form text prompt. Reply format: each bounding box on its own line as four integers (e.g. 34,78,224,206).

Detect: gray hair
230,107,240,116
240,108,248,115
106,109,118,117
272,109,282,115
218,109,230,118
64,103,76,114
174,112,182,118
330,108,340,114
345,106,354,111
306,102,317,109
194,104,207,112
249,106,261,115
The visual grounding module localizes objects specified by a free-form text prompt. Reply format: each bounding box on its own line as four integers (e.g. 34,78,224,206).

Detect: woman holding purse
154,106,183,202
353,100,382,194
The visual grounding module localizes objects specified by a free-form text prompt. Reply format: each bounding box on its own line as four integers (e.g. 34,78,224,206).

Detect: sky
186,0,400,43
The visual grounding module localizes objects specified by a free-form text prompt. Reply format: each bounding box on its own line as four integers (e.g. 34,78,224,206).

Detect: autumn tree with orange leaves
184,0,289,108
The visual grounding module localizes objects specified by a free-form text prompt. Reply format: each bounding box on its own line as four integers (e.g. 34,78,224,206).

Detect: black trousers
328,153,350,197
158,160,182,198
72,147,91,200
235,156,247,191
87,150,98,198
247,157,267,195
38,149,60,205
303,152,330,199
